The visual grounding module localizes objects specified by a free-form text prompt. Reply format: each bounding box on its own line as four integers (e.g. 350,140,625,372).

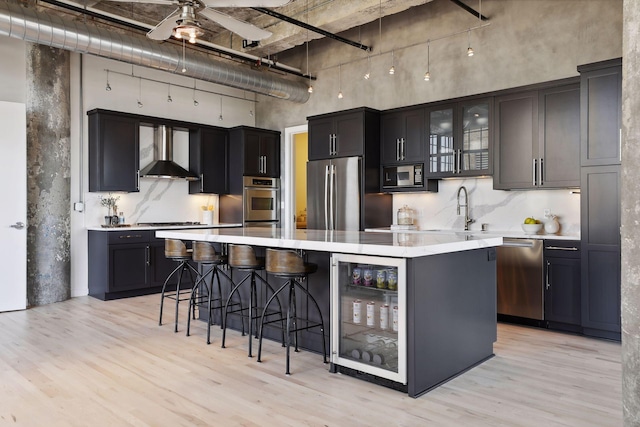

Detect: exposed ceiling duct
0,1,310,103
140,125,199,181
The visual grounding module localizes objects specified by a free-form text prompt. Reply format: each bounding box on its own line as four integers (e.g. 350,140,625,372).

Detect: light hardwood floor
0,295,622,426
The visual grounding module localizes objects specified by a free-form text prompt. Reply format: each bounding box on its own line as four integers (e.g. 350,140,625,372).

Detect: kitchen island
156,227,503,397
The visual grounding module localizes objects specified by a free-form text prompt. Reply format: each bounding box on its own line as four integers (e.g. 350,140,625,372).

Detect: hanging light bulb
105,70,112,91
192,81,198,106
424,41,431,81
467,29,474,57
167,84,173,103
181,39,187,73
364,54,371,80
389,50,395,75
137,77,143,108
337,64,343,99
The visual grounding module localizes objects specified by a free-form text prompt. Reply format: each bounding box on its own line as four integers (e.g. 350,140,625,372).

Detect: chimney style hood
140,125,199,181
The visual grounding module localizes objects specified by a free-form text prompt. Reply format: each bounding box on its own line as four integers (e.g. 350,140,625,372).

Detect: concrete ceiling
40,0,444,65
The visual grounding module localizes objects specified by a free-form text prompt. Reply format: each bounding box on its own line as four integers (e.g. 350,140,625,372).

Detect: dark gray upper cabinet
494,82,580,190
578,59,622,166
380,107,425,164
88,110,140,192
538,84,581,188
229,126,280,178
308,108,379,160
189,126,228,194
426,98,492,178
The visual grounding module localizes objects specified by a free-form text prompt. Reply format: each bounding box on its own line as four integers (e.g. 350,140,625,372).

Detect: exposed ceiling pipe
0,1,310,103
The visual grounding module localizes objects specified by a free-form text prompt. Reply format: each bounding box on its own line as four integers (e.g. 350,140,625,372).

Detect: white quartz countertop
155,227,504,258
365,227,580,241
87,223,243,231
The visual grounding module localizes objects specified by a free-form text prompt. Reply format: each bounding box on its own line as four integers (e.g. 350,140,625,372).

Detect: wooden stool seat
159,239,198,333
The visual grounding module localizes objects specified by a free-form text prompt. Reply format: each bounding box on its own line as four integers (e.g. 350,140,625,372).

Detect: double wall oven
243,176,280,227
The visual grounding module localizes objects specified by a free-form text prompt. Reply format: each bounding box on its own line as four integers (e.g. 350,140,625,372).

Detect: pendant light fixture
389,50,395,75
219,97,223,121
192,81,199,106
467,29,474,57
305,0,313,94
337,64,343,99
167,83,173,103
424,41,431,81
137,77,143,108
105,70,112,91
364,54,371,80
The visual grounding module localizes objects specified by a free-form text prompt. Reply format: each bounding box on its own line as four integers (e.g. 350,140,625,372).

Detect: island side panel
407,248,497,398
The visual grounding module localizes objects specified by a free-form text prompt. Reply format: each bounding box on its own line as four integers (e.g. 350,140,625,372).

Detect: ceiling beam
449,0,489,21
251,7,370,52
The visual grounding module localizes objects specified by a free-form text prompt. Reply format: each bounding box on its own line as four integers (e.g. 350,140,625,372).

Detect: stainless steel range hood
140,125,198,181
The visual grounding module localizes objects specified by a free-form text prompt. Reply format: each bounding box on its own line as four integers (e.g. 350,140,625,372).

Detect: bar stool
257,248,327,375
159,239,198,333
221,244,284,357
186,241,239,344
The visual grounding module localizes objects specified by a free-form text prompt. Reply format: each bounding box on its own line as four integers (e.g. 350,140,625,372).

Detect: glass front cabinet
426,98,492,178
330,253,407,385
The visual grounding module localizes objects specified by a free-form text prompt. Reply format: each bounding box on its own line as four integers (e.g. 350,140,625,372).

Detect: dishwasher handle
502,240,536,248
545,246,579,251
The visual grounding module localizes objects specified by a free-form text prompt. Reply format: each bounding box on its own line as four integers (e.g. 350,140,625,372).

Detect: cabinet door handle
136,169,140,191
146,245,150,266
401,138,405,160
457,149,461,174
396,138,400,161
532,158,537,186
119,234,143,239
333,134,337,155
539,158,544,186
545,246,578,251
545,260,550,290
200,174,204,192
329,134,333,155
263,156,267,174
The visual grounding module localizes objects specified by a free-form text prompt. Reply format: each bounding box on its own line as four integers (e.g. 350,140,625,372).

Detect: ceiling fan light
174,24,204,43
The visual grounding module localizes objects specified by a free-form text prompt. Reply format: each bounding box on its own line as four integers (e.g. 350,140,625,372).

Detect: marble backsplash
86,127,219,226
393,177,581,236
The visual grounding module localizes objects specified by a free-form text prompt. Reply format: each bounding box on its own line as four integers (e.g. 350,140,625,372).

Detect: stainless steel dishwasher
497,238,544,320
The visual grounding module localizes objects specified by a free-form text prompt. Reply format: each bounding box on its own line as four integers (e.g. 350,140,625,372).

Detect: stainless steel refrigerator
307,156,392,231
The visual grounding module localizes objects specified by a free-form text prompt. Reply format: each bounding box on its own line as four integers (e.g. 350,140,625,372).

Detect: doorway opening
283,124,308,231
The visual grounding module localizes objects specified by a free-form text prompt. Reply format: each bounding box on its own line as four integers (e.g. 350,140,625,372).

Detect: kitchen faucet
456,186,474,231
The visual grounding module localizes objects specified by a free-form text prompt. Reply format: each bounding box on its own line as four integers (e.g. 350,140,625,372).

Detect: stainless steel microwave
382,164,424,189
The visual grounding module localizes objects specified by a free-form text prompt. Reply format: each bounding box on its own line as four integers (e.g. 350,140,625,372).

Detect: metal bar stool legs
221,244,285,357
257,249,327,375
159,239,198,333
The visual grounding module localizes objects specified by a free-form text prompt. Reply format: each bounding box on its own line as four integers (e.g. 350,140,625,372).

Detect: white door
0,101,27,312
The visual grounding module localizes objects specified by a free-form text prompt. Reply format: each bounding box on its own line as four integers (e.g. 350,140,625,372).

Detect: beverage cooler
330,253,406,385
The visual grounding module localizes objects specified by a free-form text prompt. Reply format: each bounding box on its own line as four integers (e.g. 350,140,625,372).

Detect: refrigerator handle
324,164,330,230
329,164,336,230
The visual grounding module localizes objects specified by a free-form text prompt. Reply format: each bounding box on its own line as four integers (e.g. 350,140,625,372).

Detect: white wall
0,37,258,297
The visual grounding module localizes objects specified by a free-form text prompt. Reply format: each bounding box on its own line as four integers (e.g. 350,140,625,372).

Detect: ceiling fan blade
105,0,175,4
198,8,272,40
200,0,291,6
147,8,182,41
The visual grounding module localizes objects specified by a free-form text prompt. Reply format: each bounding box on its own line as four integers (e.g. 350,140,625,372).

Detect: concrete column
25,43,71,306
621,1,640,425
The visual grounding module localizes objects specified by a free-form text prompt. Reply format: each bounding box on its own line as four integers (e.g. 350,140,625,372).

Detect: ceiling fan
107,0,292,43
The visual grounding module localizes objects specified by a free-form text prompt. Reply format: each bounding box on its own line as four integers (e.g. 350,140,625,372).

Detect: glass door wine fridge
330,253,406,384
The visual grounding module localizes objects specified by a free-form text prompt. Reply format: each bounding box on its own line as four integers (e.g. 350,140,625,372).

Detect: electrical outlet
543,208,550,217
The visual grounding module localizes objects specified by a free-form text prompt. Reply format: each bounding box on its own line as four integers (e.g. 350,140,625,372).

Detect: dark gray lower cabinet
88,230,188,300
544,240,581,332
580,165,621,340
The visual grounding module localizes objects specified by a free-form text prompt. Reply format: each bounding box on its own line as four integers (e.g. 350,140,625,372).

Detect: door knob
10,222,25,229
